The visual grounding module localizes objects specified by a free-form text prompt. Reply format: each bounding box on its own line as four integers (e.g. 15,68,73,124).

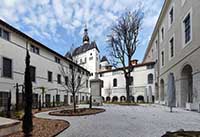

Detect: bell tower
83,25,90,44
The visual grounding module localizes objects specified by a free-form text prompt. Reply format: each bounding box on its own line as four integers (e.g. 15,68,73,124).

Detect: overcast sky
0,0,164,62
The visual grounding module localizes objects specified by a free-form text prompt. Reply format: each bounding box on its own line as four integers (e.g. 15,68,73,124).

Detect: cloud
0,0,164,61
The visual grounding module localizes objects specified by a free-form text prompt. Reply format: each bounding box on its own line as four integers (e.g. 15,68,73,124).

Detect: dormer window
30,45,40,55
55,57,60,64
0,28,10,41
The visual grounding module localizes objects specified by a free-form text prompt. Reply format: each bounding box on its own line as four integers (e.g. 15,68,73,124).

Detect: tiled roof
72,41,100,56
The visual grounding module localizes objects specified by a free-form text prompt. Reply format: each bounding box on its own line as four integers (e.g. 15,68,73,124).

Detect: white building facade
0,19,90,111
143,0,200,110
99,60,155,103
71,27,100,79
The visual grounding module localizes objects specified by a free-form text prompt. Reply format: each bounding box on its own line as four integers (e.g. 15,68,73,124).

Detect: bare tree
59,63,86,112
107,10,143,102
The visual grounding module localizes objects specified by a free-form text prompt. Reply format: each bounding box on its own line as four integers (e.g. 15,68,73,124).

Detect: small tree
107,10,143,102
23,49,33,136
59,63,86,113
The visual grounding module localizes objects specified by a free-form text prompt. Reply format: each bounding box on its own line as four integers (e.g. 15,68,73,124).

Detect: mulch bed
49,108,105,116
32,106,72,114
162,131,200,137
5,106,72,137
6,117,70,137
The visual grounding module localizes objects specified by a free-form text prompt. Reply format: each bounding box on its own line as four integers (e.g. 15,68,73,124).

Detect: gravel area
35,104,200,137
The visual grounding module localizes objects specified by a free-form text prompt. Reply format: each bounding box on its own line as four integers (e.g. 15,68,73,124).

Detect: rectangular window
30,45,40,55
2,57,12,78
86,80,88,88
169,7,174,24
65,76,68,86
55,57,60,64
57,74,61,84
147,64,154,69
183,13,191,44
89,57,93,60
2,29,9,40
161,51,164,66
169,37,174,58
161,27,164,40
48,71,52,82
30,66,36,82
0,92,9,108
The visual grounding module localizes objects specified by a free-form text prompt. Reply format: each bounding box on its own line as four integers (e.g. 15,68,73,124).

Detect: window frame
2,29,10,41
161,50,165,68
2,57,13,79
57,74,61,84
147,74,153,84
48,71,53,82
169,35,175,60
182,8,192,48
160,26,165,43
113,78,117,87
168,4,175,28
30,66,36,82
55,57,61,64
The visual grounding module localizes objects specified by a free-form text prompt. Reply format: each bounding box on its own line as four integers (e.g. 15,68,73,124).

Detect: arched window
113,78,117,87
148,74,153,84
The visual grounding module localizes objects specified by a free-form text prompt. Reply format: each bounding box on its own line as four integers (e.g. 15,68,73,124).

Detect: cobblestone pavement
35,104,200,137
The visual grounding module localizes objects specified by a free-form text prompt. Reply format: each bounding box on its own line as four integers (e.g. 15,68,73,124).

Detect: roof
72,41,100,56
0,19,90,74
99,62,155,74
143,0,169,62
101,56,109,62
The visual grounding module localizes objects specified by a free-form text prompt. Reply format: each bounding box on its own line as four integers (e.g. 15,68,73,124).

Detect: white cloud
0,0,164,58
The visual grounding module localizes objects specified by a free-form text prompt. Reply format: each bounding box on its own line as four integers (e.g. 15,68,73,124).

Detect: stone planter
186,102,199,111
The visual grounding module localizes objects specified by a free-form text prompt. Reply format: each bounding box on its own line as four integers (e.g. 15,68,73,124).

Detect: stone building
71,27,156,103
99,60,155,103
0,19,90,111
70,26,100,79
143,0,200,110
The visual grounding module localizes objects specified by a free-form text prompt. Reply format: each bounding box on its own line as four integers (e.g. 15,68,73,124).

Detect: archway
160,79,164,101
102,96,105,102
181,64,193,107
120,96,126,102
137,95,144,103
106,96,111,102
130,96,135,102
152,96,155,103
112,96,118,102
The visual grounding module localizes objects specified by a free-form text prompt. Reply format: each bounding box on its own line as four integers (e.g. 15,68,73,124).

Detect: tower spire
83,24,89,44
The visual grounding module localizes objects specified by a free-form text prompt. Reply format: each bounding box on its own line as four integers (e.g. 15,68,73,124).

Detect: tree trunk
73,94,76,113
125,73,131,103
16,83,19,111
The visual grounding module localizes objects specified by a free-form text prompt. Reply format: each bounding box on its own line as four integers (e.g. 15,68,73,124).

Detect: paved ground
0,116,19,126
35,104,200,137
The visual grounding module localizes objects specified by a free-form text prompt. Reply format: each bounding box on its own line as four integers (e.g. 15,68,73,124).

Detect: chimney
131,59,138,66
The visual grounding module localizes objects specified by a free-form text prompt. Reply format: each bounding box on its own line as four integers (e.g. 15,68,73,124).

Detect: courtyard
35,104,200,137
